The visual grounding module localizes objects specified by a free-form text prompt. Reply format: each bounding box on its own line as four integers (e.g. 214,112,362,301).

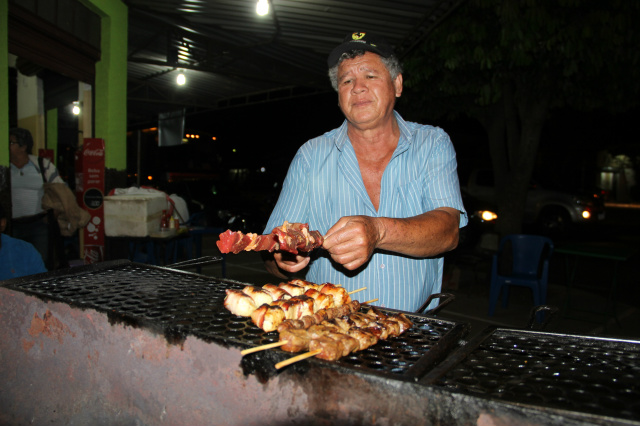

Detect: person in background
9,127,64,268
262,31,467,312
0,204,47,281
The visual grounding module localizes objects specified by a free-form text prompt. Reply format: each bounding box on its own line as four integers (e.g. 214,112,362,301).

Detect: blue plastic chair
488,234,554,317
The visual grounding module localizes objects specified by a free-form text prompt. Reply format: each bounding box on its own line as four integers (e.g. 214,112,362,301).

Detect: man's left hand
322,216,382,270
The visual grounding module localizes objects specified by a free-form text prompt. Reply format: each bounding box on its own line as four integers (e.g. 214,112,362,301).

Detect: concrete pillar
16,72,46,153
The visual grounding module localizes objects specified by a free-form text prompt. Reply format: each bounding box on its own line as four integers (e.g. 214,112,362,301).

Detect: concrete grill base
2,285,634,426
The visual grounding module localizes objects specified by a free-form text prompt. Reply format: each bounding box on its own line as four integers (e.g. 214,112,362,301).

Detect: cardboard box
104,194,168,237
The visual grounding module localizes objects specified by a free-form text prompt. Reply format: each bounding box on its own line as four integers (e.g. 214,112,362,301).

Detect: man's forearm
376,208,460,258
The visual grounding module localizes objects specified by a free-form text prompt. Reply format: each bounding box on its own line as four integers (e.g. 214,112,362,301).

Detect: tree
402,0,640,236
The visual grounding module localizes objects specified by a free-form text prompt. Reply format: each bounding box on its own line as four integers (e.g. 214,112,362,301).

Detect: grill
421,326,640,422
4,260,469,382
4,260,640,426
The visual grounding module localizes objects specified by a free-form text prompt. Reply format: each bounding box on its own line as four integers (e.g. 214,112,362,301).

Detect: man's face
9,135,26,158
336,51,403,131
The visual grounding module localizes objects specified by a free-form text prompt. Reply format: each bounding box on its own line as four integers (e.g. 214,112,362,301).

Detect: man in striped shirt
263,32,468,312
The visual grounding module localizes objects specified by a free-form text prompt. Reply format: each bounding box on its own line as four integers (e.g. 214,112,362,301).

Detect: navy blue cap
327,32,395,68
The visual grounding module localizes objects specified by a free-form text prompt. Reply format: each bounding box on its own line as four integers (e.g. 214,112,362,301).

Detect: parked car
462,168,605,236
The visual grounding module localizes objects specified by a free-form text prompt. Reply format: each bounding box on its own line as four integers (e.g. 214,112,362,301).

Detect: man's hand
322,216,382,270
263,251,311,279
322,209,460,270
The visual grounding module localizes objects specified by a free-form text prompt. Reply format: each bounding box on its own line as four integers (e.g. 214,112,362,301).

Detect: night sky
182,90,637,190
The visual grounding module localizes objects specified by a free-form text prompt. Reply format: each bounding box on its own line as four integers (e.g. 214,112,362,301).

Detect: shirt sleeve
422,129,468,228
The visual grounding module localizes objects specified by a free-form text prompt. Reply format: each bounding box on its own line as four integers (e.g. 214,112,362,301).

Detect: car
458,191,499,253
462,168,606,236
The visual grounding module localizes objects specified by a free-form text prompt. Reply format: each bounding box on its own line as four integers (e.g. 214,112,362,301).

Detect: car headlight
475,210,498,222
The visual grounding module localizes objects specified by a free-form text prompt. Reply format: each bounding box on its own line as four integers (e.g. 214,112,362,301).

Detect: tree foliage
402,0,640,236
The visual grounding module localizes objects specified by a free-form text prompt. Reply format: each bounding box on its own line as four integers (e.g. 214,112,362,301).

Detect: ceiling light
256,0,269,16
176,71,186,86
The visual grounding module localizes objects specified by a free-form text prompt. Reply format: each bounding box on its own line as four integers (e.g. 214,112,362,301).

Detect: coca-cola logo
84,149,104,157
84,246,104,264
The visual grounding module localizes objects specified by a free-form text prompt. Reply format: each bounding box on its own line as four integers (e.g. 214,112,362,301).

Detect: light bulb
177,72,186,85
72,102,81,115
256,0,269,16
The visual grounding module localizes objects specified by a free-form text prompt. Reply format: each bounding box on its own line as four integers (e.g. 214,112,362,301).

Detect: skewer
241,299,378,356
347,287,367,295
241,341,286,355
273,307,413,369
275,349,322,369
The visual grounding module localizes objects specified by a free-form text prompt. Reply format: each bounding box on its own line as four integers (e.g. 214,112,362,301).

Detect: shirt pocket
392,179,425,217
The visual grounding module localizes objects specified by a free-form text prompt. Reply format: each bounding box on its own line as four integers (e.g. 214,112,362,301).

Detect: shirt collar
334,111,412,152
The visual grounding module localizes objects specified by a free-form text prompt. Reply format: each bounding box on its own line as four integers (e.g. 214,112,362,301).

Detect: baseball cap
327,31,395,68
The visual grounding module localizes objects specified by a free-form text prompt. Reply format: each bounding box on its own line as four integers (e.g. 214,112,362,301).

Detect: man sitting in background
0,204,47,281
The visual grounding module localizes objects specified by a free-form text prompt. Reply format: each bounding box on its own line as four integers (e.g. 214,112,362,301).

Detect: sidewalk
193,234,640,342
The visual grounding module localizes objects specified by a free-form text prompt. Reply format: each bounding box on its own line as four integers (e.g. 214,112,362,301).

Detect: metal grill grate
422,327,640,422
5,261,468,380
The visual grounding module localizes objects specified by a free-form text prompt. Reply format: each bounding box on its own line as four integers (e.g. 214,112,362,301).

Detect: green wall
82,0,128,171
1,0,129,170
1,0,9,167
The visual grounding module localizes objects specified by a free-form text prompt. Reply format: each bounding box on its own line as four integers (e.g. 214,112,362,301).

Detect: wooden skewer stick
240,341,286,355
347,287,367,295
362,298,378,305
275,349,322,369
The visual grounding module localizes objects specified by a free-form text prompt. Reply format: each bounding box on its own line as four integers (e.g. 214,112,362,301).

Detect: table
107,226,226,276
108,232,191,266
555,241,636,324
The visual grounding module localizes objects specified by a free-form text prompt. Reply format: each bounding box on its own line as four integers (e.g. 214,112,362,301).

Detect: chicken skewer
274,299,376,333
224,281,355,316
240,298,379,355
251,297,364,332
274,309,413,368
241,304,407,358
224,280,364,332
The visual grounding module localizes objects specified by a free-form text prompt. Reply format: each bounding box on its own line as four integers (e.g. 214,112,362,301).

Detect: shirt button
380,264,385,269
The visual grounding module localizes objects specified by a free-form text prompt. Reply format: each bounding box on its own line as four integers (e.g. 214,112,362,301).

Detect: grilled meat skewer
225,280,355,332
274,310,412,367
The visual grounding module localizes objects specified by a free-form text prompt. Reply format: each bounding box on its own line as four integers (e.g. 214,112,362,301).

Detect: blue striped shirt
264,111,468,312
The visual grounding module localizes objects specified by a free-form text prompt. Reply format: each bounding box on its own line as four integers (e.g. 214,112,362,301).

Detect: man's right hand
263,251,311,279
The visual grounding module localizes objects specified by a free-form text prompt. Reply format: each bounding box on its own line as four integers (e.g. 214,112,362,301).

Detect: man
262,32,467,312
0,204,47,281
9,127,64,268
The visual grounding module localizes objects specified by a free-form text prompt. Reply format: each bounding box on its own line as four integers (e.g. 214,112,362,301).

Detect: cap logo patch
352,32,366,41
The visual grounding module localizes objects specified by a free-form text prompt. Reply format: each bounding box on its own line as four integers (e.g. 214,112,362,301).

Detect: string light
256,0,269,16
